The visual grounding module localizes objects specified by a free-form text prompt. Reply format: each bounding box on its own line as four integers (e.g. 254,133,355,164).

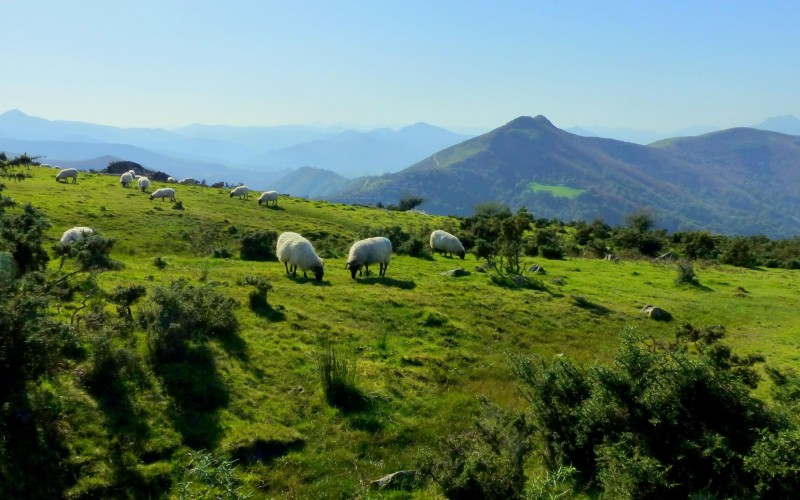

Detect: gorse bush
239,230,277,261
509,324,796,498
238,275,273,311
674,261,700,286
422,397,534,500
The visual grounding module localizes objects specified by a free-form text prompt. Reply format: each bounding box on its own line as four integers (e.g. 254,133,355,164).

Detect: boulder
641,304,671,321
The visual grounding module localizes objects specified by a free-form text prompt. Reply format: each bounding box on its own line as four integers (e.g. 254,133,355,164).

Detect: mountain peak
505,115,555,130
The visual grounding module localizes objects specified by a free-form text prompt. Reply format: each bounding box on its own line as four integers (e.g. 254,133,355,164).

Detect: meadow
3,166,799,498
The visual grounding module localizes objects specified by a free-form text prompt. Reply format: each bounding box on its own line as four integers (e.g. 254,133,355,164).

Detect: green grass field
528,182,586,199
4,166,799,497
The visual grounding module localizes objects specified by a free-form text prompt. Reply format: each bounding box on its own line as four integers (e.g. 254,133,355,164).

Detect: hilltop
1,166,798,497
333,116,800,237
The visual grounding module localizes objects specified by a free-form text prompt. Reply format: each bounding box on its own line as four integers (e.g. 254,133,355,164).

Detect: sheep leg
284,261,290,274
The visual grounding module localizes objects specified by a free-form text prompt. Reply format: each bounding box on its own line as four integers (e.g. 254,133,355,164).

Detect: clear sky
2,1,798,132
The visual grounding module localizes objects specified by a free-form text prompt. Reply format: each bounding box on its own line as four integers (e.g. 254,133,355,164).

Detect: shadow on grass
231,437,306,465
251,302,287,321
264,205,285,211
285,275,332,286
571,295,612,316
356,276,416,289
154,346,228,449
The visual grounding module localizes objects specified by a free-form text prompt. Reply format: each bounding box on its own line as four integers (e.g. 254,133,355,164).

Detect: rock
655,252,675,262
369,470,418,491
474,263,491,273
440,267,469,277
641,304,671,321
528,265,546,275
605,253,619,261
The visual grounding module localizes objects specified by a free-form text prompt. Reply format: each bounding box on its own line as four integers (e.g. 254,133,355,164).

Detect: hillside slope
2,166,799,497
333,116,800,236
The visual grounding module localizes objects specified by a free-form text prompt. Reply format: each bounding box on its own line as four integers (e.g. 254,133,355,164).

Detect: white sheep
128,169,137,179
120,172,133,188
178,177,196,185
138,176,151,192
55,168,78,184
346,237,392,279
230,185,250,199
149,188,176,202
60,226,94,245
258,191,279,206
276,232,324,281
430,230,466,259
167,176,175,183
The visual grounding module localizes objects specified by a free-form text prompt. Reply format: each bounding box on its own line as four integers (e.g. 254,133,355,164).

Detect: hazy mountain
257,123,473,177
271,167,354,198
333,116,800,237
751,115,800,136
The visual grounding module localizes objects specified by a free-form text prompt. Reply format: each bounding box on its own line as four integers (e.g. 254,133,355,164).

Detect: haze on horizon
3,1,799,133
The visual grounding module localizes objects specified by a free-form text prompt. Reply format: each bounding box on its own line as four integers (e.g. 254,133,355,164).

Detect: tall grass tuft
316,335,362,411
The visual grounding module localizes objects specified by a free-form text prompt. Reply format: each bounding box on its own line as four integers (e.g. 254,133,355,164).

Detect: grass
528,181,586,198
4,166,800,497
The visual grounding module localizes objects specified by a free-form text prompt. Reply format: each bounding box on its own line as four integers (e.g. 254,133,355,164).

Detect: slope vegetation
2,166,798,497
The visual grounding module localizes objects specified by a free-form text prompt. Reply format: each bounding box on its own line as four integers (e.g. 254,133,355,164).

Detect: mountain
258,123,473,177
271,167,354,198
751,115,800,136
332,116,800,237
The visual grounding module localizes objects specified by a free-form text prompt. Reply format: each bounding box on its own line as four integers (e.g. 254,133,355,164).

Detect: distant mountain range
0,109,471,185
332,116,800,237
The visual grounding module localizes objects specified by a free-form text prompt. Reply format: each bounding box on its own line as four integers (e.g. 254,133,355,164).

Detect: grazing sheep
346,237,392,279
178,177,196,185
60,226,94,245
276,232,324,281
149,188,176,202
52,165,61,169
230,185,250,199
430,230,466,259
120,172,133,188
258,191,279,206
55,168,78,184
138,176,151,192
167,176,175,183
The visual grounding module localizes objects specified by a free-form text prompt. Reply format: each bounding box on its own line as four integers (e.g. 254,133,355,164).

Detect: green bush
238,275,273,311
153,256,168,269
422,397,534,499
674,261,700,286
239,230,278,261
510,325,789,498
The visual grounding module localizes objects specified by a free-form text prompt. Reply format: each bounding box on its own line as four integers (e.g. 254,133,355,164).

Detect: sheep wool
230,185,251,199
346,237,392,279
138,177,151,192
120,172,133,188
258,191,279,206
167,177,176,183
178,178,196,185
276,232,324,281
430,230,466,259
55,168,78,184
60,226,94,245
149,188,176,202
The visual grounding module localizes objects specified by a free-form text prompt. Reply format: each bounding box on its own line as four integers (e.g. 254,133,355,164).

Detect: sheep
149,188,176,202
346,237,392,279
128,169,137,179
178,177,196,185
230,185,250,199
430,230,466,259
120,172,133,188
60,226,94,245
138,176,151,192
167,176,175,183
258,191,279,206
276,232,324,281
55,168,78,184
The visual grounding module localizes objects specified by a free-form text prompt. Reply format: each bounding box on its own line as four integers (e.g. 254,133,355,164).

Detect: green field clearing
2,166,798,497
528,182,586,198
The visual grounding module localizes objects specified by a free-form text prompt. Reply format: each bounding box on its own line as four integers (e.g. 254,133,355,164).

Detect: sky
2,1,799,133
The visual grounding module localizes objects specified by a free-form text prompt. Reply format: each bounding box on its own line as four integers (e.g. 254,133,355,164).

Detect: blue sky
3,1,798,132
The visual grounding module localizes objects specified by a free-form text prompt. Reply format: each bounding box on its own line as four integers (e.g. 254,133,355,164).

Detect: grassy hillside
3,166,800,497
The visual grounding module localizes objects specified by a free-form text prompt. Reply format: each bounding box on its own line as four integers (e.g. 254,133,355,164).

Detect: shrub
153,256,168,269
239,230,278,261
510,325,787,498
674,261,700,286
316,335,361,410
238,275,273,311
212,247,233,259
422,397,534,499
